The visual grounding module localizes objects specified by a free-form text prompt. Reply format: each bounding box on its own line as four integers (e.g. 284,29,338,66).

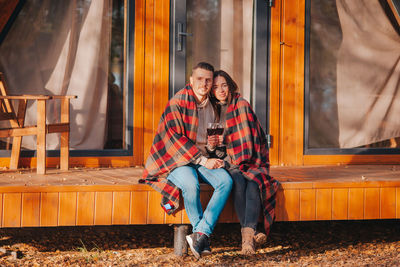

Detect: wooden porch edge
0,179,399,193
0,165,398,228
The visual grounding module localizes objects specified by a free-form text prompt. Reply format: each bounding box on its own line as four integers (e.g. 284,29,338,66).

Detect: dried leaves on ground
0,220,398,266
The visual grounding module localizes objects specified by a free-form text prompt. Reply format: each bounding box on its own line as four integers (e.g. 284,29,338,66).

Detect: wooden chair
0,72,77,174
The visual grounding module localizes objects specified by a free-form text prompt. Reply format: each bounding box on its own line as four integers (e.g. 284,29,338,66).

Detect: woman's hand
207,135,219,149
218,135,224,146
204,158,224,169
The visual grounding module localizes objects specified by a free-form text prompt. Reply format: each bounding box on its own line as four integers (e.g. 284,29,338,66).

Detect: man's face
190,68,213,102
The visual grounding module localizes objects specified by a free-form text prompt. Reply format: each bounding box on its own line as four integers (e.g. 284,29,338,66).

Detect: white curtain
0,0,111,149
336,0,400,148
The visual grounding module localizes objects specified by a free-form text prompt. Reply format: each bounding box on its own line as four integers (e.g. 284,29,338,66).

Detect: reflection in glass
106,0,124,149
186,0,254,102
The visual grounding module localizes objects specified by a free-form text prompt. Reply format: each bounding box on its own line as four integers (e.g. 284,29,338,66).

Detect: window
0,0,133,156
305,0,400,154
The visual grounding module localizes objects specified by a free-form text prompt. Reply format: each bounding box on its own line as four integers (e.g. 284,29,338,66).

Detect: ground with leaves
0,220,398,266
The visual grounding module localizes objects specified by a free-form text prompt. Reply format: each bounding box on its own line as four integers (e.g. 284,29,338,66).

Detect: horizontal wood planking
0,186,397,227
0,188,237,227
275,186,399,222
0,166,398,226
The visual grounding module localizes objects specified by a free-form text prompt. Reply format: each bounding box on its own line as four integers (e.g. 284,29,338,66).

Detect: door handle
177,22,192,51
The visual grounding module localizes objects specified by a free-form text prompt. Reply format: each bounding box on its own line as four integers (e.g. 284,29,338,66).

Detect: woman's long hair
210,70,239,122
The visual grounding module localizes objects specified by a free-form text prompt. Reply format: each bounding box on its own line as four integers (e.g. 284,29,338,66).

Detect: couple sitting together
141,62,280,259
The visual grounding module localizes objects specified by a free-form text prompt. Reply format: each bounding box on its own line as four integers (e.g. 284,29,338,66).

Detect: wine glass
207,123,224,136
207,123,226,157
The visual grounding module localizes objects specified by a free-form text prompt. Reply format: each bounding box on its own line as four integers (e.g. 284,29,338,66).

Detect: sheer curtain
336,0,400,148
0,0,111,149
309,0,400,149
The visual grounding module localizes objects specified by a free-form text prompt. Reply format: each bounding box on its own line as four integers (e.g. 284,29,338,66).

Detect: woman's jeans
231,169,261,230
167,164,233,236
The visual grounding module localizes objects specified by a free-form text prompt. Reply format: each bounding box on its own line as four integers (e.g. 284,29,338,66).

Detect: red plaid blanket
225,94,280,235
141,87,279,234
141,85,202,214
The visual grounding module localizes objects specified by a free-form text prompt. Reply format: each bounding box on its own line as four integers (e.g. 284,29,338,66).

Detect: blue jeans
167,164,233,236
231,169,261,230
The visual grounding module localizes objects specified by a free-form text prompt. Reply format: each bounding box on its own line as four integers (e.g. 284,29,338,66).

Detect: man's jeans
231,169,261,230
167,164,233,236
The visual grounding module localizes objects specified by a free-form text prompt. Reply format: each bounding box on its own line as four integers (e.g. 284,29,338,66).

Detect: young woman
207,70,280,255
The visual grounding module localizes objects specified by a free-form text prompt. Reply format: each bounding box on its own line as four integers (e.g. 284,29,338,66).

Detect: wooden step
0,165,398,227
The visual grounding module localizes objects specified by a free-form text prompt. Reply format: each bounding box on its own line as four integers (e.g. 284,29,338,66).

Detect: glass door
170,0,270,131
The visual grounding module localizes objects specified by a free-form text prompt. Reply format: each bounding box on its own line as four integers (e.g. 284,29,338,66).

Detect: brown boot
254,231,267,246
240,227,256,255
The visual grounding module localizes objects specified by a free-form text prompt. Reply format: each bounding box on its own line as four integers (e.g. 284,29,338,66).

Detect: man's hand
204,158,224,169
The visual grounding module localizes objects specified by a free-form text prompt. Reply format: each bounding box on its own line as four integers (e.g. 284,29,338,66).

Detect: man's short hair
192,62,214,73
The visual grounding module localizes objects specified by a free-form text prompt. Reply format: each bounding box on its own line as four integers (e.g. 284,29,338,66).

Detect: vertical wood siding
133,0,170,165
269,0,305,166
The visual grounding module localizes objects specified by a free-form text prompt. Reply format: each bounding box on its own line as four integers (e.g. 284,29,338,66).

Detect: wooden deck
0,165,399,227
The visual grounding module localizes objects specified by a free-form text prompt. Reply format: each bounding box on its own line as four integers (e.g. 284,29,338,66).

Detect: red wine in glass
207,127,224,136
207,123,224,136
206,123,226,158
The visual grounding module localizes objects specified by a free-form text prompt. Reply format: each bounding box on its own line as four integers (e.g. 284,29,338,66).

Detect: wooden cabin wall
132,0,170,166
270,0,305,166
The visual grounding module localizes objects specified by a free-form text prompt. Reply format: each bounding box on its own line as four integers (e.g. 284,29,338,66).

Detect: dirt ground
0,220,398,266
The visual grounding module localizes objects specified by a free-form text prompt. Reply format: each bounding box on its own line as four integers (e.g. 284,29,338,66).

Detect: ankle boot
240,227,256,255
254,231,267,246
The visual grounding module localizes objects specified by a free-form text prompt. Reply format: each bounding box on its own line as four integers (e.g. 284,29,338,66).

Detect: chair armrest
0,95,51,100
0,95,77,100
50,95,78,99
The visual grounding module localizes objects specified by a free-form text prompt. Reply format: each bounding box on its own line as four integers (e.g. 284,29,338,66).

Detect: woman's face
212,76,229,102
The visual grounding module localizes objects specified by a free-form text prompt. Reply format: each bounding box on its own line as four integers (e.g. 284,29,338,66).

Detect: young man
141,62,233,259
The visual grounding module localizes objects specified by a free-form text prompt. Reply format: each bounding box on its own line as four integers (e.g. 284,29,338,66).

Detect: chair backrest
0,72,20,127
